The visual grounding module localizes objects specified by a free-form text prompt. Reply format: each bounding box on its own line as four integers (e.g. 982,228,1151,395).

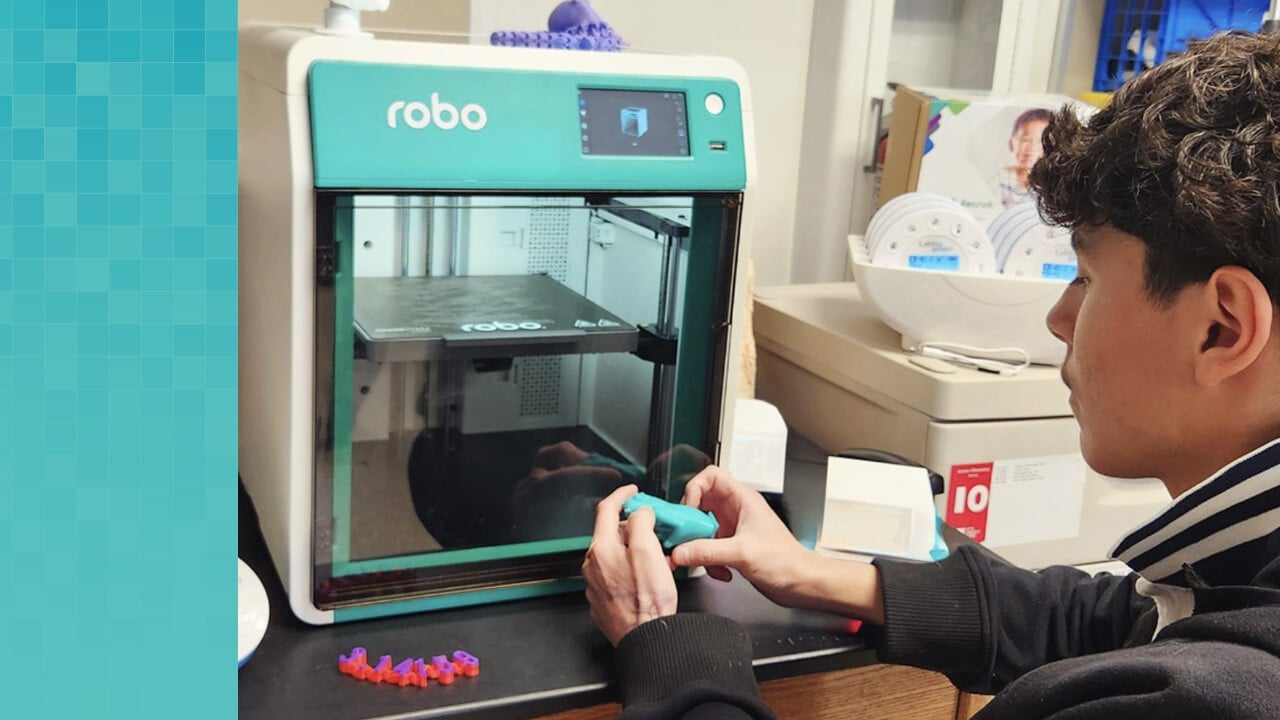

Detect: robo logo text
387,93,488,131
460,321,544,332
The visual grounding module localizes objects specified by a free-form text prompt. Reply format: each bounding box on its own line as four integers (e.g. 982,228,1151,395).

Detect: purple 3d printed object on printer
490,0,627,52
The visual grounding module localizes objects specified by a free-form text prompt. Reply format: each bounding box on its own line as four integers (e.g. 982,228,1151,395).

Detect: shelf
353,274,640,363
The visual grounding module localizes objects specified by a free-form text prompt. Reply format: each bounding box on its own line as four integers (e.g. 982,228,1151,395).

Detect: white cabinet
792,0,1098,284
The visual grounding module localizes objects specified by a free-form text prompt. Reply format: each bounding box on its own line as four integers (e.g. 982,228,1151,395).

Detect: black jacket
614,546,1280,719
875,543,1280,719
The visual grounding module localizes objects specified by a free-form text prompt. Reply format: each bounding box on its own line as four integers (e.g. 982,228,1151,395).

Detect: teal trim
331,203,355,565
332,536,591,575
308,61,746,191
335,579,587,621
669,196,734,501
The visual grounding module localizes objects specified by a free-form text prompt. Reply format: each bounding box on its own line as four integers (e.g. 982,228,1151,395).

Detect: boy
582,31,1280,720
998,107,1051,208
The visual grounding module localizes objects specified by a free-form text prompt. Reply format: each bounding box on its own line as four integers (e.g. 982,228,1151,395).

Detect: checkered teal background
0,0,236,716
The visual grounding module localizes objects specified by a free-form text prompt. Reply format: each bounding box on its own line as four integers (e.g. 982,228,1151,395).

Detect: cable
907,341,1031,377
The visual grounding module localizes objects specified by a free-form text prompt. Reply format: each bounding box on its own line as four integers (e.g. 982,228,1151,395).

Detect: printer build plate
354,274,640,362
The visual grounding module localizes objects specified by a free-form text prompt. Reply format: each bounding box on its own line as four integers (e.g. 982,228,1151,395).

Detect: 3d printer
238,26,755,623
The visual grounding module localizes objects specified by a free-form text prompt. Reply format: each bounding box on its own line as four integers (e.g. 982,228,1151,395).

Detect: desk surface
237,442,881,720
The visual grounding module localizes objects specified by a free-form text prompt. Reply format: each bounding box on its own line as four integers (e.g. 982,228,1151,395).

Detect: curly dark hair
1029,31,1280,307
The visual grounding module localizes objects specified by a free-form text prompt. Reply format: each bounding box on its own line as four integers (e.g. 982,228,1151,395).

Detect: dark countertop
237,439,887,720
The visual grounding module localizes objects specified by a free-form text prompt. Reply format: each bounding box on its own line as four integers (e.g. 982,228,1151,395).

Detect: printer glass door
310,192,740,608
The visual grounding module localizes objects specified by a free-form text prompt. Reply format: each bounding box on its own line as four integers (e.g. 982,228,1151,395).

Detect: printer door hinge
317,244,337,284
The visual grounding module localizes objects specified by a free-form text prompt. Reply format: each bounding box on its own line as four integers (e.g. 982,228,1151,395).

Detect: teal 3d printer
238,25,756,623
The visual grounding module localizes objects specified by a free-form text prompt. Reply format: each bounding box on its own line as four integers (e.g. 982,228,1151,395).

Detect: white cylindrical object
316,3,379,38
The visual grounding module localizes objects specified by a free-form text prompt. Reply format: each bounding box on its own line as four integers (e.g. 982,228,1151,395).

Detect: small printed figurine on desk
622,492,719,551
338,647,481,688
452,650,481,677
432,655,456,685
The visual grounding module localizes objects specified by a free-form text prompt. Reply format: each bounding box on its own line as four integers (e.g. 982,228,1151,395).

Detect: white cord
908,341,1031,377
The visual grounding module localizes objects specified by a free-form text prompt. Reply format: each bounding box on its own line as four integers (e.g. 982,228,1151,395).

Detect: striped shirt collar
1110,438,1280,588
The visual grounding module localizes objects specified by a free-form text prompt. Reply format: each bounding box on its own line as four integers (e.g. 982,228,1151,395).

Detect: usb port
708,141,727,151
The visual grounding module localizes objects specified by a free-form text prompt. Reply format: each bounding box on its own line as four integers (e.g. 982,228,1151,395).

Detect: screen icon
620,107,649,138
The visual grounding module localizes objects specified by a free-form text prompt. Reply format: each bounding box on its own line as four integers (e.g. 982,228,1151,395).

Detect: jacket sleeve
977,606,1280,720
872,544,1148,694
613,613,777,720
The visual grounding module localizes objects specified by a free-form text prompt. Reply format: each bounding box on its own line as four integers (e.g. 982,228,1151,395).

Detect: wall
470,0,817,287
1049,0,1107,95
239,0,469,33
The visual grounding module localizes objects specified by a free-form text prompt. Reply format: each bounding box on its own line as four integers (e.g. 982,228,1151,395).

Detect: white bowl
238,558,270,668
850,234,1068,365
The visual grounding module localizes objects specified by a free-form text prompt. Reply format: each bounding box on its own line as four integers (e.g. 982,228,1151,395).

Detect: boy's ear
1196,266,1274,386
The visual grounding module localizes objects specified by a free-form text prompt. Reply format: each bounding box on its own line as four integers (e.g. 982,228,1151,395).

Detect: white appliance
238,23,757,623
753,282,1169,569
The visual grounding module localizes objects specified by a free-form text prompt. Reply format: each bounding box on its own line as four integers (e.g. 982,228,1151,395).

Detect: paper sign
818,457,937,561
983,454,1085,547
946,463,993,541
946,455,1086,547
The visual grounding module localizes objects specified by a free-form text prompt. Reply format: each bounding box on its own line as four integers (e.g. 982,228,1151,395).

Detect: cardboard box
877,86,1094,229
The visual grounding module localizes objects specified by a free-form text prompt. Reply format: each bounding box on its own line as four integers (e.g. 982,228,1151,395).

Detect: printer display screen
578,89,689,157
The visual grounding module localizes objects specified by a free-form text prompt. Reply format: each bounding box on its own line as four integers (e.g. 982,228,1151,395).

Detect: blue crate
1093,0,1270,91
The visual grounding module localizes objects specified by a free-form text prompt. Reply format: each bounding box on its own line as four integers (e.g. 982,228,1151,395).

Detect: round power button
704,93,725,115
